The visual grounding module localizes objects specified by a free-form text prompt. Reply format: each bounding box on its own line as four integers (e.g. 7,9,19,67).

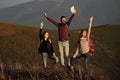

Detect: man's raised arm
67,7,77,26
43,12,59,27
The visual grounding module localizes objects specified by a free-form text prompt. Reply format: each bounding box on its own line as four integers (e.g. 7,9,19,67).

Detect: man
43,7,77,66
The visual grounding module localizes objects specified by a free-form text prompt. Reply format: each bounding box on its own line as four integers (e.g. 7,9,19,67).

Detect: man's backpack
86,37,95,57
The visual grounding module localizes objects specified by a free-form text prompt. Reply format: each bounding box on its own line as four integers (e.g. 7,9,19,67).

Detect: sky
0,0,33,8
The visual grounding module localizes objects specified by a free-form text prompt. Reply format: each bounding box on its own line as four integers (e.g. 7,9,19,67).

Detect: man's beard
62,22,67,24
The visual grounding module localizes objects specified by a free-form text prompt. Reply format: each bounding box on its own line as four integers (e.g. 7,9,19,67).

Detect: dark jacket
38,29,54,56
45,14,75,41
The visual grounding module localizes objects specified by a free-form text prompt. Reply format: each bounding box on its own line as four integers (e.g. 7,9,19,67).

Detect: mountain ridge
0,0,120,29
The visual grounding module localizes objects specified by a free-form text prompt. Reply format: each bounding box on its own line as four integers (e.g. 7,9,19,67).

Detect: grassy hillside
0,22,120,80
90,24,120,79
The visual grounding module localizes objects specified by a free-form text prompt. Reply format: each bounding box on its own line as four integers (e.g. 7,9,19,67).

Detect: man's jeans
42,52,58,68
58,40,70,66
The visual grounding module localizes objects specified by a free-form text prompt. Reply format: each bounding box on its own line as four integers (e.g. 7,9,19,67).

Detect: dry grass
0,22,120,80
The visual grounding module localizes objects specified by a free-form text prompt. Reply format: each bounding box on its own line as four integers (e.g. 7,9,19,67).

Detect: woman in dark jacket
38,21,59,68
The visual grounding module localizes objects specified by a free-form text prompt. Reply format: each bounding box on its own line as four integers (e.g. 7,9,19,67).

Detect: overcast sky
0,0,33,8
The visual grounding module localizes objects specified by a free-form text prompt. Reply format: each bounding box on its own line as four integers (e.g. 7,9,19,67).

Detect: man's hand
43,12,47,17
70,6,77,14
40,21,44,29
72,8,77,14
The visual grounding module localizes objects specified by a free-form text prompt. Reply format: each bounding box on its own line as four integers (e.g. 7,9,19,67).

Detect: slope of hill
0,22,120,80
0,0,120,29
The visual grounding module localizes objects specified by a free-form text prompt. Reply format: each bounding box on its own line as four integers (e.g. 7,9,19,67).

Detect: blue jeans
71,52,90,73
42,52,58,68
58,40,70,66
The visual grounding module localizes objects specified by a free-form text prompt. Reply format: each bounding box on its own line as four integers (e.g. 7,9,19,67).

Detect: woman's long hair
77,29,86,43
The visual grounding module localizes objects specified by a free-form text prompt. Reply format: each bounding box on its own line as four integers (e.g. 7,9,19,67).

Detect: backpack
86,37,95,57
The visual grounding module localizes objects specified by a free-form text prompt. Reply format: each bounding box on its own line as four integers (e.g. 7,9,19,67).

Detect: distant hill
0,0,120,29
0,22,120,79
